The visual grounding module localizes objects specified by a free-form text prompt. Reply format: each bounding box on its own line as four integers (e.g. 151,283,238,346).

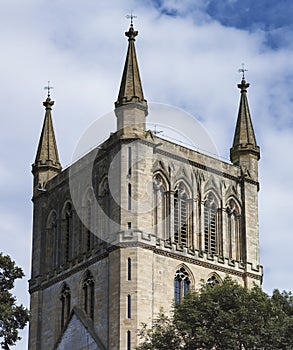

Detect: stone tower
28,24,262,350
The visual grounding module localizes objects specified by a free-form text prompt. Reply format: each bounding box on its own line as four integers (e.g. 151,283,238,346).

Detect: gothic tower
28,24,262,350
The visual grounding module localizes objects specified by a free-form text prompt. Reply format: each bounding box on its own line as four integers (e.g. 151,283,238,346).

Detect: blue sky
1,1,293,348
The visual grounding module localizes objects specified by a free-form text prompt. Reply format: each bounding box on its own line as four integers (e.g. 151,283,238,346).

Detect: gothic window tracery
207,274,221,287
60,284,71,328
174,182,191,246
153,174,168,239
174,266,191,304
83,271,94,320
204,193,219,255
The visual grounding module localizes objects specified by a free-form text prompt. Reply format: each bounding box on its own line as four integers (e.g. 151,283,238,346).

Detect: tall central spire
115,22,148,135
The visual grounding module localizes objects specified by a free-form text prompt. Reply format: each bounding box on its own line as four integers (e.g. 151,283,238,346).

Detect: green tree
0,253,29,350
136,277,293,350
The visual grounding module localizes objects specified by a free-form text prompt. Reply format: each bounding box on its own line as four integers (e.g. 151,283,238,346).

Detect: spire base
230,144,260,165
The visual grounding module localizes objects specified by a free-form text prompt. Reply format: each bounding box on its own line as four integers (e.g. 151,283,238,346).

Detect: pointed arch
153,172,169,240
82,270,95,320
98,177,110,239
83,188,96,252
173,180,192,247
207,272,222,286
226,197,242,261
173,166,192,191
152,159,169,178
61,201,73,263
60,283,71,329
203,191,222,255
204,174,220,195
174,265,193,304
225,184,241,203
45,210,57,272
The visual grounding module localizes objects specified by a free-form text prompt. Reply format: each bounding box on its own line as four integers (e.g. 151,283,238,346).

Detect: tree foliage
0,253,29,350
136,278,293,350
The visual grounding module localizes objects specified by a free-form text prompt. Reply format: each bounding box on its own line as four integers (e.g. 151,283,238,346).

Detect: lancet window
60,284,71,329
153,174,168,239
45,211,57,272
226,199,242,261
84,190,95,252
63,202,72,263
99,178,110,239
83,271,95,320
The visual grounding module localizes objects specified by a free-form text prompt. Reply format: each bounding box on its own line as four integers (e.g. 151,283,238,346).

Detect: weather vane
238,63,248,80
153,124,163,135
126,12,137,25
44,81,54,97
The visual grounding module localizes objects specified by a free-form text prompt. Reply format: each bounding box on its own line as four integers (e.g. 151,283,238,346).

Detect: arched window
84,190,95,252
153,174,168,239
207,274,220,287
174,267,190,304
60,284,71,329
174,182,190,246
204,193,219,255
83,271,94,320
226,199,241,261
99,178,110,239
63,203,72,263
45,211,57,272
86,199,92,251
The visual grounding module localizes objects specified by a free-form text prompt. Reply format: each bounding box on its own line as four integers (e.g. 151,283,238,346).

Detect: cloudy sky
1,0,293,348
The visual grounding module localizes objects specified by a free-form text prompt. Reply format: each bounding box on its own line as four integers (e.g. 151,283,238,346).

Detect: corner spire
230,73,260,168
115,20,147,114
32,88,61,191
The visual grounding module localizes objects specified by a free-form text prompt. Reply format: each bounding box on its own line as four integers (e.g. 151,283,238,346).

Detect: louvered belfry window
153,174,168,239
204,194,218,254
174,183,189,246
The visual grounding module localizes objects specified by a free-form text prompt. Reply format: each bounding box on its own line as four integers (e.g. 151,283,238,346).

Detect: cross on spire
44,81,54,98
126,12,137,26
238,63,248,80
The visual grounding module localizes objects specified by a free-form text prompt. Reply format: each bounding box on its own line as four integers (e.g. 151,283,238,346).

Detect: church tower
28,24,262,350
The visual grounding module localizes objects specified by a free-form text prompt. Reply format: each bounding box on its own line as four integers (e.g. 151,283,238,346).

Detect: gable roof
54,306,106,350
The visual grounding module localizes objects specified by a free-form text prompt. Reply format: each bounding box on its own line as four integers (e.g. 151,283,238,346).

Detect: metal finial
44,81,54,97
238,63,248,80
153,125,163,135
126,12,137,26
